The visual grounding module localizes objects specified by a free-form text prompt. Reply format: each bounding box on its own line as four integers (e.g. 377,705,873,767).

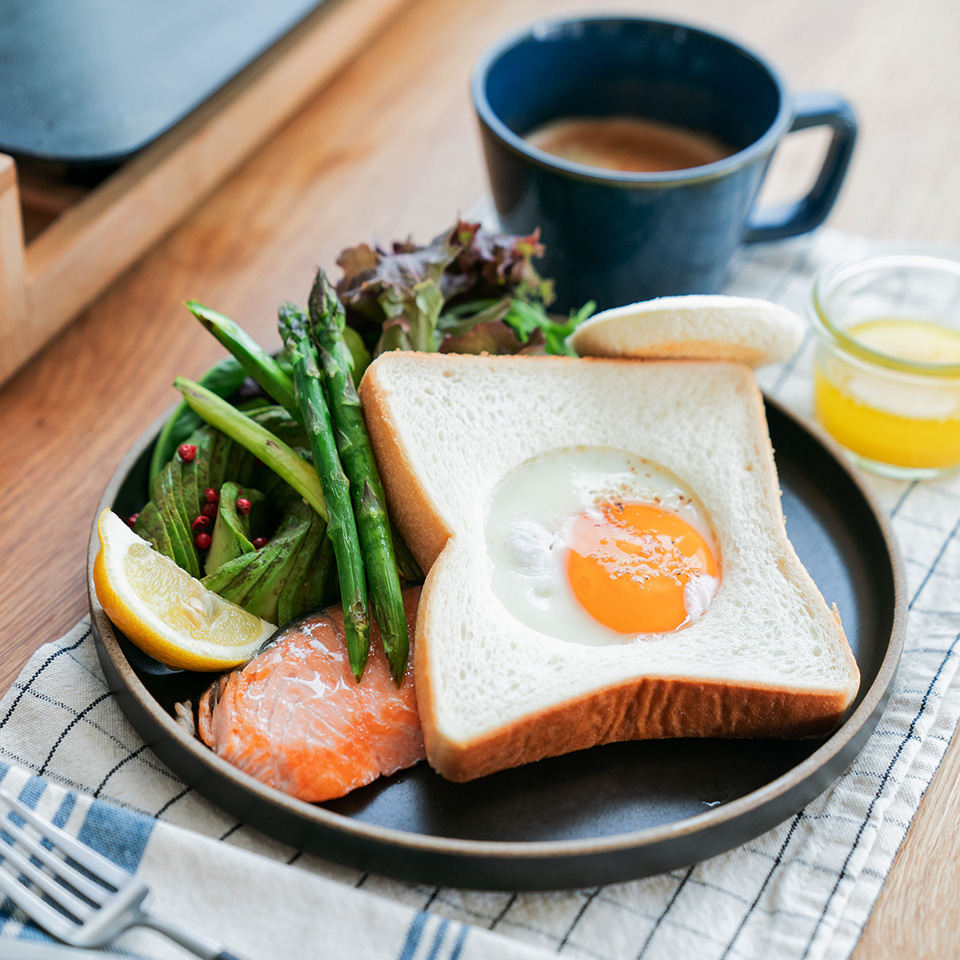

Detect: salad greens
336,220,594,357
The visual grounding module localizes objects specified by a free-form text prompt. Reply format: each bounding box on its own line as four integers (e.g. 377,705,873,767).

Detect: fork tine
0,811,108,907
0,864,77,940
0,790,128,887
0,830,95,922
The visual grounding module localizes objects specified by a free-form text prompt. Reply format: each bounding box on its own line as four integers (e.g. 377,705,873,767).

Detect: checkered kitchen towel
3,229,960,960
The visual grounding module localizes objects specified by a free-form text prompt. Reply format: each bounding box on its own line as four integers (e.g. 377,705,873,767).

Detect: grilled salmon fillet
198,587,424,802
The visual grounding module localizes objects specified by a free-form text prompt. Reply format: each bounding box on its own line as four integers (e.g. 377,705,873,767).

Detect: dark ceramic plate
88,397,906,890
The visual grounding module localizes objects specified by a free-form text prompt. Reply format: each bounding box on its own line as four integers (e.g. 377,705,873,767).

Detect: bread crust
359,364,453,572
575,337,769,366
428,675,853,783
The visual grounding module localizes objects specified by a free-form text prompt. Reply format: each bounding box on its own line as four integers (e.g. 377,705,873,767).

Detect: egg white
484,446,719,645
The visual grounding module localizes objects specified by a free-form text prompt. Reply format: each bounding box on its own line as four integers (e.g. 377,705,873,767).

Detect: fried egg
484,447,720,645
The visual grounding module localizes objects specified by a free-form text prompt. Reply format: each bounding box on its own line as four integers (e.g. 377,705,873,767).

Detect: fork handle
140,911,247,960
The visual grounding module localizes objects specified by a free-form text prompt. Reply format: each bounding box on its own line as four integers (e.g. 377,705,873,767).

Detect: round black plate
88,397,906,890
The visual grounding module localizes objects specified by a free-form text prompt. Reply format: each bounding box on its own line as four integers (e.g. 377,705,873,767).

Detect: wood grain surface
0,0,957,956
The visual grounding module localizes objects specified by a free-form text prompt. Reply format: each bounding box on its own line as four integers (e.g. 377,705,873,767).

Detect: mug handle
743,91,857,243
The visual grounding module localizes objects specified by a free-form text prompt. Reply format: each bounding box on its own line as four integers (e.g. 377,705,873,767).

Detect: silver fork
0,789,245,959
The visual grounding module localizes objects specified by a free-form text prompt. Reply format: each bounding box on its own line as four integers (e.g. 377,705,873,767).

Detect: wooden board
0,0,412,384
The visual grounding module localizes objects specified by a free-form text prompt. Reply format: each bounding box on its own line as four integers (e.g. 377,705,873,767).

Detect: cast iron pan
87,396,906,890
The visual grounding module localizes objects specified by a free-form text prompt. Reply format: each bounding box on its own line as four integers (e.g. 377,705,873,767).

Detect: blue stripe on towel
448,924,469,960
14,776,45,813
425,918,449,960
398,911,428,960
78,798,153,875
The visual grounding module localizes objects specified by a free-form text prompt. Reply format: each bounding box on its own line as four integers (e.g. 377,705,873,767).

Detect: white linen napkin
2,228,959,960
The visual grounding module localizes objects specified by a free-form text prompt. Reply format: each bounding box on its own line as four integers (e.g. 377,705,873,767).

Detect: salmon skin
198,587,424,802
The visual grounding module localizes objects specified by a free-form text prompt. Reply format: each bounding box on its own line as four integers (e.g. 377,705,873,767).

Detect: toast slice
359,353,860,782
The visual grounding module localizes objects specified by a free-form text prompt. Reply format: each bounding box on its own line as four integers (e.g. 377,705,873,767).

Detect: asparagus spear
185,301,300,421
278,305,370,680
173,377,327,522
149,356,247,481
391,523,424,587
307,271,410,683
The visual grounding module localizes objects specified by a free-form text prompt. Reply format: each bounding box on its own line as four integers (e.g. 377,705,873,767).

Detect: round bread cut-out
568,294,804,367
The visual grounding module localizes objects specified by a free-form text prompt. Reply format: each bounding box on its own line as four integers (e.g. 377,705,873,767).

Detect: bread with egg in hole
359,352,859,783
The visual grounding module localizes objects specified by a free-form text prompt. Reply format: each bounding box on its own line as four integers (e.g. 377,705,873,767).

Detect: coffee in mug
524,116,734,174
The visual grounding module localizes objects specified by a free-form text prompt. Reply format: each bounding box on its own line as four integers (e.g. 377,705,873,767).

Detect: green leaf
436,298,510,339
377,278,445,354
502,299,597,356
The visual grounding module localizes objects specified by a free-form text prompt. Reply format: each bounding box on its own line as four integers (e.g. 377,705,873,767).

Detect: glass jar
809,246,960,479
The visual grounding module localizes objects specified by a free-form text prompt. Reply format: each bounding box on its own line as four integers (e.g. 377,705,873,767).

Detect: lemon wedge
93,508,275,670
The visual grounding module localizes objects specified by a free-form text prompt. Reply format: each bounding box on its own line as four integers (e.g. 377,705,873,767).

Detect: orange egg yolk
565,501,719,634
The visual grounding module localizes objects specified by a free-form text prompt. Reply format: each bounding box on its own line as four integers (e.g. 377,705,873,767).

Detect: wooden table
0,0,956,954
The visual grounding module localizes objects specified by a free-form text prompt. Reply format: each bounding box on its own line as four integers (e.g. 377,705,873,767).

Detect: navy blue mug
472,17,857,311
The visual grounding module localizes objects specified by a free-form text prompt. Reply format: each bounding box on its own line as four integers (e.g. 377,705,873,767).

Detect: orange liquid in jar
814,318,960,469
